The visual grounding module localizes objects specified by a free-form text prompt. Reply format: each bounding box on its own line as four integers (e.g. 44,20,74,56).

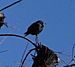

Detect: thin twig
55,51,70,57
72,44,75,59
64,64,75,67
0,37,8,45
0,34,37,47
20,43,29,65
0,0,23,11
0,50,8,53
68,44,75,64
19,48,35,67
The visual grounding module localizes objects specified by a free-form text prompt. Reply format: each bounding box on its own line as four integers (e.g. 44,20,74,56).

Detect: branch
64,64,75,67
19,48,35,67
0,34,37,47
0,50,8,53
0,0,23,11
20,43,28,64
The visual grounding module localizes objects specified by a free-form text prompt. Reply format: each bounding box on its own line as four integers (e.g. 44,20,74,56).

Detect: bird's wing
27,23,39,31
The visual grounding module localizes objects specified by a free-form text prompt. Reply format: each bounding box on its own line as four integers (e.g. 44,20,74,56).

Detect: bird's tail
24,32,29,36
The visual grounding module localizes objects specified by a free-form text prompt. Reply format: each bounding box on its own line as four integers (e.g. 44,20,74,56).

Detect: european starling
0,12,8,28
24,20,44,36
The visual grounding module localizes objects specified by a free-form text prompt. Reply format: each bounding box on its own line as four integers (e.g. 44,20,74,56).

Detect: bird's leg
35,35,39,46
34,35,38,58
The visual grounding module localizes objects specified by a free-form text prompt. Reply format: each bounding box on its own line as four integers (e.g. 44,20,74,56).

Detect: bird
0,12,8,28
24,20,44,36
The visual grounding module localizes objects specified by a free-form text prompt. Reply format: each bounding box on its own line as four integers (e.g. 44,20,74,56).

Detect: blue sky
0,0,75,67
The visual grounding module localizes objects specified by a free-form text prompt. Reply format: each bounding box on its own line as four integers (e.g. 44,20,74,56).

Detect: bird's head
0,12,5,23
0,12,5,19
36,20,44,28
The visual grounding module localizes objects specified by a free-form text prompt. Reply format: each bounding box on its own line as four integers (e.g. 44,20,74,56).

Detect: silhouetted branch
64,64,75,67
0,50,8,53
0,0,22,11
0,34,37,47
67,44,75,64
20,43,28,65
72,44,75,59
19,48,35,67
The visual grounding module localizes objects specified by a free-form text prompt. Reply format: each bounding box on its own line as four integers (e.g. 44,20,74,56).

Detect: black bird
0,12,8,28
24,20,44,36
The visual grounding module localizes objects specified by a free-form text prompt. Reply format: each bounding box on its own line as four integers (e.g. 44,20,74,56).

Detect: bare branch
64,64,75,67
20,43,29,65
0,0,23,11
19,48,35,67
0,50,8,53
72,44,75,60
0,34,37,47
67,44,75,64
